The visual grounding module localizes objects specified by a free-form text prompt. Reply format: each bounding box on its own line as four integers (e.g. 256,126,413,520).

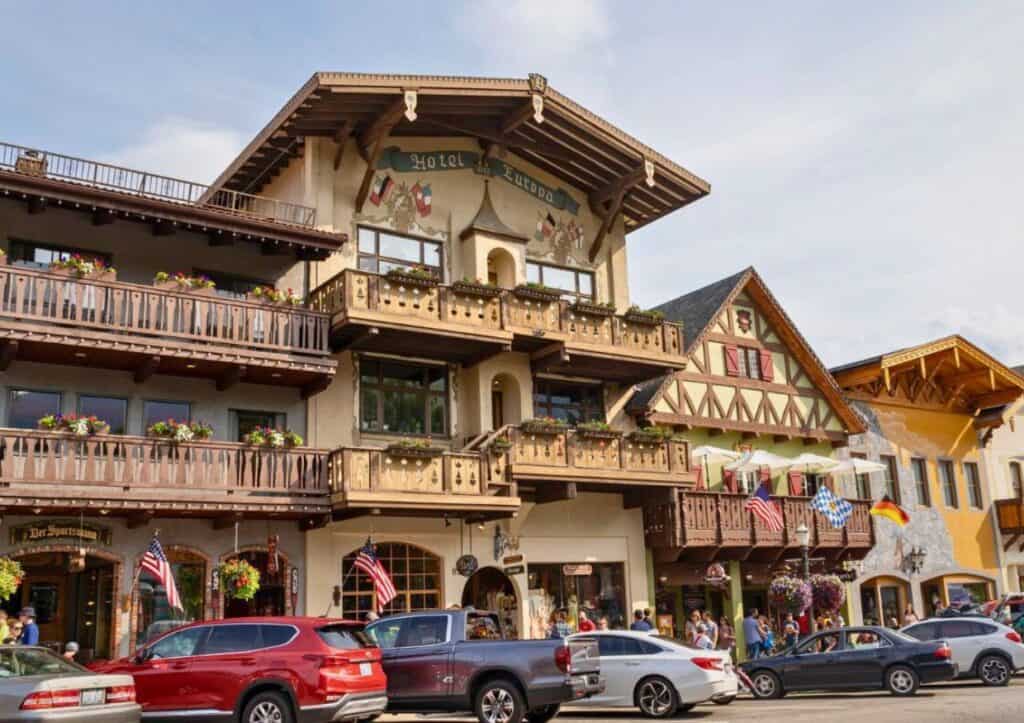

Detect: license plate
80,689,106,706
359,662,372,676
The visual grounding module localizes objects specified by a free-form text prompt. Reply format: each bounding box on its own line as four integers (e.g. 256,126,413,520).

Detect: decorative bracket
403,90,418,122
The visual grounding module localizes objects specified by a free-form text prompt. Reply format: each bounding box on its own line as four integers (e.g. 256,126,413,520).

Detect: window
359,359,448,436
78,395,127,435
939,620,992,639
532,379,603,426
796,633,839,654
734,346,762,380
911,458,930,506
367,616,448,649
964,462,983,509
7,239,112,269
939,460,958,508
803,473,823,497
526,261,595,301
143,400,191,429
260,625,298,647
136,551,206,646
881,454,901,504
851,452,872,499
341,543,441,618
317,624,373,651
597,636,647,656
843,631,889,650
902,622,939,641
200,624,263,654
8,389,61,428
358,227,443,277
194,269,271,298
231,410,285,441
527,562,627,631
148,626,206,659
1011,462,1023,499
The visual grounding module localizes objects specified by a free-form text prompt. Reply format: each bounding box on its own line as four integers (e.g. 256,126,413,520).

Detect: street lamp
796,523,815,633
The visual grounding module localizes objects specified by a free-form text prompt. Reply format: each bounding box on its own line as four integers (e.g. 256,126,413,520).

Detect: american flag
140,535,182,611
744,483,784,532
353,539,397,611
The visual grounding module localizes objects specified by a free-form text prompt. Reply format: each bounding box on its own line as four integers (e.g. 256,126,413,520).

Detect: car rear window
0,648,83,677
318,624,373,650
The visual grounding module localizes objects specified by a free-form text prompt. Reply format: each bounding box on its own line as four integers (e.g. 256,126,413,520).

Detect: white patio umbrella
787,452,841,474
691,445,742,489
829,458,889,475
725,449,793,472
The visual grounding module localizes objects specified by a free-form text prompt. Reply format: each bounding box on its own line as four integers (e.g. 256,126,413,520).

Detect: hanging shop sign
290,567,299,613
504,565,525,576
562,564,593,577
375,147,579,215
9,520,112,547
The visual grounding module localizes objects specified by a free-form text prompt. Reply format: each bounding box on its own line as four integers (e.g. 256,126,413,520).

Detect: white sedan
567,631,737,718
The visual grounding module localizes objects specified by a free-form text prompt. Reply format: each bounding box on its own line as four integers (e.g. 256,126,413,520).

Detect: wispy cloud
103,118,246,184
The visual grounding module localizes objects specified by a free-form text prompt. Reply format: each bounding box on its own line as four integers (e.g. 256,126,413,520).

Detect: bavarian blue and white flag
809,485,853,528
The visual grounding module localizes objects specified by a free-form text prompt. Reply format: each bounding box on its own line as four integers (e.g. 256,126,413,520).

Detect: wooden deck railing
1,141,316,228
0,264,331,359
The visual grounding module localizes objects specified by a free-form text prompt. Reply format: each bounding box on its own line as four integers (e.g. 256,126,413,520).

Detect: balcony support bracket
0,340,18,371
134,356,161,384
302,375,333,400
216,365,247,392
535,481,576,504
212,513,244,530
126,511,155,529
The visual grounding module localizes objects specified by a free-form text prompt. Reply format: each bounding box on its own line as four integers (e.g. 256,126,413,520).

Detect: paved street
388,680,1023,723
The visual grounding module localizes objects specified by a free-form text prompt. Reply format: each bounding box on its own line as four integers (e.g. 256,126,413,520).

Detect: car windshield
0,647,84,677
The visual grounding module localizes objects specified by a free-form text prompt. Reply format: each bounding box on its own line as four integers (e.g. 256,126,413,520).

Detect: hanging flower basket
769,575,812,614
243,427,304,449
147,419,213,443
512,283,562,303
0,557,24,602
622,305,665,326
570,300,616,317
218,558,261,601
520,417,570,435
38,413,110,436
810,574,846,614
384,439,444,459
384,267,439,289
451,279,502,298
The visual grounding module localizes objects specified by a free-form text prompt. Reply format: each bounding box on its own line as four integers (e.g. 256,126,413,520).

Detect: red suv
93,617,387,723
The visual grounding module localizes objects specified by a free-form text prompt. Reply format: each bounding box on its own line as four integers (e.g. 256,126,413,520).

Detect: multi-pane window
78,395,128,435
526,261,595,301
359,358,448,437
143,400,191,429
340,543,441,618
939,459,958,508
964,462,983,509
912,458,931,506
7,239,111,269
1011,462,1023,499
733,346,762,380
8,389,61,428
881,454,901,504
851,453,872,499
532,379,603,426
231,410,286,442
804,473,823,497
358,227,443,277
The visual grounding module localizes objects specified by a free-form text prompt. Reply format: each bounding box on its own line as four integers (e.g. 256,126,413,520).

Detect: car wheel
526,704,560,723
475,679,525,723
977,655,1012,686
712,696,736,705
750,670,783,699
635,676,679,718
885,665,919,696
241,691,293,723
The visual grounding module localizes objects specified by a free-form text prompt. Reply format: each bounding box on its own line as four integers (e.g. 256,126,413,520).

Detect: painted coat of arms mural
531,211,587,266
366,173,433,234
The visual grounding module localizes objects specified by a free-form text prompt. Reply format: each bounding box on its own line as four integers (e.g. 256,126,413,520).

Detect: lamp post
796,523,815,633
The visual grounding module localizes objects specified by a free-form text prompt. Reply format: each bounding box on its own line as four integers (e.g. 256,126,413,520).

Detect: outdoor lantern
905,546,927,574
795,522,810,548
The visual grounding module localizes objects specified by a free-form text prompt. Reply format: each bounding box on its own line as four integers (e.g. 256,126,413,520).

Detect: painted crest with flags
809,485,854,528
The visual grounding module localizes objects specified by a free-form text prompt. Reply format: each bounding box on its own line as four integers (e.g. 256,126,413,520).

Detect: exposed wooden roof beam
942,367,994,387
356,95,410,162
589,162,654,210
589,186,626,262
332,120,352,171
969,388,1023,410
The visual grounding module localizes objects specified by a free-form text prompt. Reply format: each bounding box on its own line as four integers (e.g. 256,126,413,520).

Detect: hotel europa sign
10,520,113,546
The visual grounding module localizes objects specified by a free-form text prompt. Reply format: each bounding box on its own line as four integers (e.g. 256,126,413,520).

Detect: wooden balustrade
0,429,328,513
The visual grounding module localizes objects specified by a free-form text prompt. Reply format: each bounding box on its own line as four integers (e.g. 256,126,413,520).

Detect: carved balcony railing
0,429,329,516
0,264,335,387
327,446,520,516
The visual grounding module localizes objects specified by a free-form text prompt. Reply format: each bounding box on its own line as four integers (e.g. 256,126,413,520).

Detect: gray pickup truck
365,609,601,723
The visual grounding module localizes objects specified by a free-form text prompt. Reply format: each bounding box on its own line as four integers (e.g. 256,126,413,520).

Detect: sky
2,1,1021,367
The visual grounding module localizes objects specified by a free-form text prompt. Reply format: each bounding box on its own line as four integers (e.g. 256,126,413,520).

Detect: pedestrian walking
743,608,763,659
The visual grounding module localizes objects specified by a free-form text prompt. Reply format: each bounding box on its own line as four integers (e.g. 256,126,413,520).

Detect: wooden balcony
327,447,520,519
309,270,685,380
0,429,329,520
996,498,1024,550
644,490,874,563
0,264,335,394
484,426,694,501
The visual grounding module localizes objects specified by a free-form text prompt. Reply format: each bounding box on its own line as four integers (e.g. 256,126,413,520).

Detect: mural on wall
364,174,436,236
530,210,588,266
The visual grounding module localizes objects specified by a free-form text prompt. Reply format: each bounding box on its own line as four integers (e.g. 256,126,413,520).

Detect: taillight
933,645,952,660
1006,631,1023,644
107,685,136,704
691,657,725,671
21,690,81,710
554,645,572,674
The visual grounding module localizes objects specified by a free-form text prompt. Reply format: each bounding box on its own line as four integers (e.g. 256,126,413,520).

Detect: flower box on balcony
622,306,665,326
247,286,303,306
627,427,677,445
575,427,622,441
451,279,503,299
384,268,440,289
384,441,445,459
520,418,570,436
512,284,562,304
488,438,513,455
570,300,616,317
49,264,117,282
153,273,217,296
15,152,47,177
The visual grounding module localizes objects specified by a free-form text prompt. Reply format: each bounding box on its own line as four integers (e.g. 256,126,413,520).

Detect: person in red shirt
577,610,596,632
797,611,810,636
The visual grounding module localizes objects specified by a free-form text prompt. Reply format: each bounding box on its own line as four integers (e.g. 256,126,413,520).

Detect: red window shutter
788,470,804,496
724,345,740,376
760,465,771,488
759,349,774,382
694,464,705,490
723,469,738,493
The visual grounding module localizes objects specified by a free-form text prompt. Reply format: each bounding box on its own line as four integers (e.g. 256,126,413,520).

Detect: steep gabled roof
652,267,750,356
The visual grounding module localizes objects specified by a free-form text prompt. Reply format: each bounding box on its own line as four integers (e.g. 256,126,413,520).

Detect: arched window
341,542,441,618
1011,462,1022,499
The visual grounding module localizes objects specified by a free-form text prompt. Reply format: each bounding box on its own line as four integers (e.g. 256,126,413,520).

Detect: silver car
0,645,139,722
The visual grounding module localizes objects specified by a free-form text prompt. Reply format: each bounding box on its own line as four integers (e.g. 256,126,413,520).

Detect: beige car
0,645,139,722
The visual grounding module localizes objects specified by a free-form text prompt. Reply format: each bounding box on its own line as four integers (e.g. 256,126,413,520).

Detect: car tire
977,654,1012,686
677,703,697,713
240,691,293,723
526,704,560,723
750,670,783,699
885,665,919,696
712,696,736,705
474,679,525,723
635,676,679,718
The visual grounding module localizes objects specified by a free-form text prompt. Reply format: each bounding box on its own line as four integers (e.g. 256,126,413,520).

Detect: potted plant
451,277,503,299
520,417,570,435
247,285,303,306
622,305,665,326
38,413,110,436
147,419,213,443
488,438,513,455
0,557,25,602
243,426,304,449
570,299,616,317
769,575,812,614
574,420,622,440
628,426,679,445
49,254,117,281
218,558,261,602
384,266,440,289
511,282,563,304
384,438,445,459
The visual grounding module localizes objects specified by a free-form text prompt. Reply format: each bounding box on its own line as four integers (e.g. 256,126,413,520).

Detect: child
694,623,714,650
783,613,799,648
761,619,775,655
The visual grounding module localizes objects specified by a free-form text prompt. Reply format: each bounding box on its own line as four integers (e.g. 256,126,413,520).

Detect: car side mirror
134,648,151,664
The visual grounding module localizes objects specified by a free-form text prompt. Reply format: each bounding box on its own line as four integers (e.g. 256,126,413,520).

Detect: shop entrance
223,551,287,618
2,551,116,663
462,567,519,638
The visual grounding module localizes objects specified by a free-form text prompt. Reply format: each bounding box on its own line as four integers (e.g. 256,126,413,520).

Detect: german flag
870,495,910,526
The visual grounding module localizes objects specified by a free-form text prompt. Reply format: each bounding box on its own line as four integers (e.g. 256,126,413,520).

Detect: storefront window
136,552,205,646
947,581,989,608
223,551,287,618
526,563,626,638
340,543,441,619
